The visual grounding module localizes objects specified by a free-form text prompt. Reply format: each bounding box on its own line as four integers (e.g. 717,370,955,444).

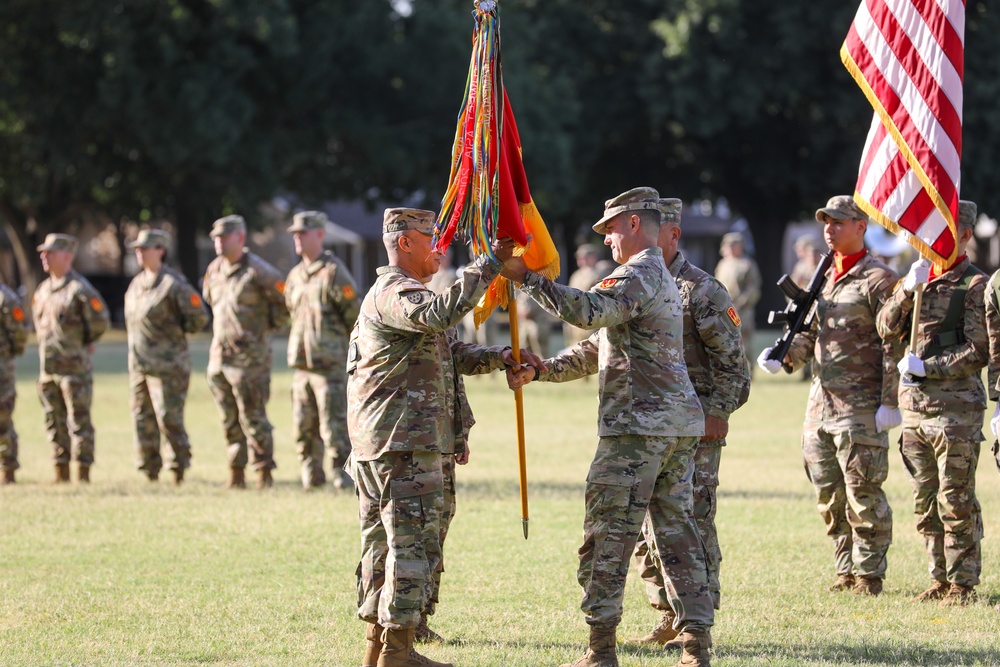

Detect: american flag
841,0,965,268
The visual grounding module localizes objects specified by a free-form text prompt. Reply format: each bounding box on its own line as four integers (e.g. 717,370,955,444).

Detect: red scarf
930,254,967,281
833,249,867,282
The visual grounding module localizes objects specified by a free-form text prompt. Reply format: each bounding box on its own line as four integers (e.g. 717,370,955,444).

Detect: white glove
897,353,926,377
757,347,783,375
990,404,1000,438
902,259,931,292
875,405,902,433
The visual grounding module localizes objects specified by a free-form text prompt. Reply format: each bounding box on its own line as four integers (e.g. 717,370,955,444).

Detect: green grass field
2,334,999,666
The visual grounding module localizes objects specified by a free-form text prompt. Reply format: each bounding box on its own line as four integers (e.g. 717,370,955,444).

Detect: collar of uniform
221,250,250,277
832,248,867,282
629,245,663,265
378,264,425,284
48,271,76,292
666,250,687,278
304,252,331,277
139,267,165,289
930,255,969,283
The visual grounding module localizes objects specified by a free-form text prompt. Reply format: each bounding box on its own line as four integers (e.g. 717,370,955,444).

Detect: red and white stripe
841,0,965,267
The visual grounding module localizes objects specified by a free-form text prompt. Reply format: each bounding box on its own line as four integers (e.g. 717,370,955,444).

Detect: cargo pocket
585,465,636,576
386,470,443,611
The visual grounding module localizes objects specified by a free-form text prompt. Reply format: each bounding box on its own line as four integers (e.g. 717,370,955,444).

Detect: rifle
765,252,833,373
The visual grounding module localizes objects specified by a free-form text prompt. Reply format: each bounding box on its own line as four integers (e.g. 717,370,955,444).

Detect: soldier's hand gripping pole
765,252,834,372
900,283,925,387
507,283,529,539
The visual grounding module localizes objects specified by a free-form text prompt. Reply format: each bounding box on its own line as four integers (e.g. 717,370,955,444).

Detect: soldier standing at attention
284,210,360,490
348,207,536,667
714,232,761,367
878,200,986,606
504,188,712,667
124,229,209,484
202,215,289,490
631,198,749,647
563,243,603,347
0,279,28,484
33,233,110,483
759,196,900,596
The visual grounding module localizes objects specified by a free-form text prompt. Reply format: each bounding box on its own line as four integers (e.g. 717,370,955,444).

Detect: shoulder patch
11,306,24,322
342,284,356,301
403,291,427,305
190,294,202,308
89,297,104,312
598,278,620,289
275,280,285,294
726,306,741,327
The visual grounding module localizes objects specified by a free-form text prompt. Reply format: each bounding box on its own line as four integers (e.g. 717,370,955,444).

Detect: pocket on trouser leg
387,557,429,611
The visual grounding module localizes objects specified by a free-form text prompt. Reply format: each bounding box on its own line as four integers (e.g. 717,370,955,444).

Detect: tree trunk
174,201,201,286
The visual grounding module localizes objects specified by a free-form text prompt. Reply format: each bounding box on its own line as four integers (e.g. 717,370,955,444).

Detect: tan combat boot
827,574,855,592
257,468,273,489
362,622,383,667
912,580,949,602
54,463,71,484
559,626,618,667
226,467,246,489
630,609,677,645
173,468,184,485
939,583,977,607
414,615,444,644
673,629,712,667
78,465,90,483
146,470,159,482
1,468,15,484
852,576,883,597
378,627,453,667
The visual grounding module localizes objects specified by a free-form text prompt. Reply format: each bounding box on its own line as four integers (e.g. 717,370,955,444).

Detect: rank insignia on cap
727,307,741,327
342,284,356,300
90,297,104,312
11,307,24,322
275,281,285,294
598,278,619,289
190,294,202,308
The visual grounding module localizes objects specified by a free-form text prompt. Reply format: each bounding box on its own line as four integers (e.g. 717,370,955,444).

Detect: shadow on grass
457,478,584,500
719,488,813,502
717,640,1000,666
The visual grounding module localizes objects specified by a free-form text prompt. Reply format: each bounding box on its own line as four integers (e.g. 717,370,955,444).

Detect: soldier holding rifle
758,196,899,596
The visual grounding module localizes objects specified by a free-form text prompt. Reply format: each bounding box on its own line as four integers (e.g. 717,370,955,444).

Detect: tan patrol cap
209,214,247,239
287,210,328,233
958,200,977,228
128,229,170,250
592,187,661,234
815,195,866,223
659,198,683,225
720,231,745,248
36,233,78,253
383,208,436,235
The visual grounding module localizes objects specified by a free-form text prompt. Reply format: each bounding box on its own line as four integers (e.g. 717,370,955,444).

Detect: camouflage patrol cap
815,195,866,222
592,187,661,234
127,229,170,250
659,198,683,225
958,200,977,229
383,208,436,235
36,233,78,253
287,210,328,233
575,243,599,258
209,214,247,239
720,231,745,248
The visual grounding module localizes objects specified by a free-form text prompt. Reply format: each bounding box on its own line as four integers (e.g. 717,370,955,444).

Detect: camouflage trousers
291,368,349,487
38,373,95,465
900,410,983,587
130,368,193,474
579,434,711,632
633,443,723,611
0,363,18,471
426,454,456,617
207,364,275,471
802,414,892,579
355,450,444,630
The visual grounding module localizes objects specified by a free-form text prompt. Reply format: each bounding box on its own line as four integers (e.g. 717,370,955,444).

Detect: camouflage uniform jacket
347,260,507,461
526,246,704,437
285,250,361,371
714,255,761,323
876,256,988,412
786,252,900,420
984,269,1000,401
668,251,749,427
32,271,110,378
202,251,289,369
0,284,28,361
124,266,210,376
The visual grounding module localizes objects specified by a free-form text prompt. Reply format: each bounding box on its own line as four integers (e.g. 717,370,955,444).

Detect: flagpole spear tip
522,519,529,540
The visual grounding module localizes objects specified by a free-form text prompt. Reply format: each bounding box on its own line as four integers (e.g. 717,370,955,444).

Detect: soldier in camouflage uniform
0,280,28,484
504,188,712,667
202,215,289,490
124,229,209,484
760,196,899,596
714,232,761,368
877,200,987,607
630,198,749,647
284,211,361,491
987,226,1000,616
347,208,536,667
33,233,110,483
